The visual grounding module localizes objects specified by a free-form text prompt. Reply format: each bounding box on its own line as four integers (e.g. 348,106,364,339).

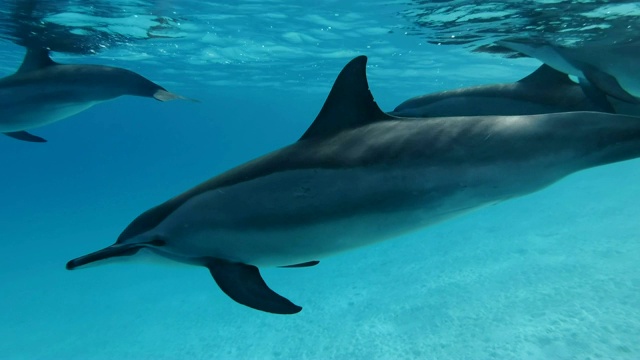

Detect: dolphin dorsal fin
517,64,573,86
299,56,393,141
17,48,56,73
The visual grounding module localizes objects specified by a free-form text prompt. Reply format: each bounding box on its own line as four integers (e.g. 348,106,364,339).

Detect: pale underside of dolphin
391,64,616,117
68,56,640,315
0,48,193,143
498,39,640,105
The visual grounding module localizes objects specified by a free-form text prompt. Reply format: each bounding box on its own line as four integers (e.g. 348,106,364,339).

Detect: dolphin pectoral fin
581,66,640,104
279,261,320,268
152,89,200,103
66,245,141,270
207,259,302,314
4,131,47,143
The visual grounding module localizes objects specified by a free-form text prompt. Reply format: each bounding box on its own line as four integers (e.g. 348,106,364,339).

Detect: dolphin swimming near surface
391,64,615,117
0,48,190,142
498,39,640,105
68,56,640,314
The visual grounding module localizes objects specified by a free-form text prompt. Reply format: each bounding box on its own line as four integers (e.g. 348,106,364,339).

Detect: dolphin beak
153,89,200,103
66,244,141,270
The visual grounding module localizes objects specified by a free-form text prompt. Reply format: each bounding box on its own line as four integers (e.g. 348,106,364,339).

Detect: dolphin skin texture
68,56,640,314
391,64,616,117
0,48,190,142
498,39,640,105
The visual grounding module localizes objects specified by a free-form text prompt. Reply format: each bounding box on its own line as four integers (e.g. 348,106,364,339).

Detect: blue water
1,1,639,359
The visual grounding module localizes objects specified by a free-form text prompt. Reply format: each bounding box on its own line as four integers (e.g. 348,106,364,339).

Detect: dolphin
391,64,615,117
498,39,640,104
0,48,190,142
67,56,640,314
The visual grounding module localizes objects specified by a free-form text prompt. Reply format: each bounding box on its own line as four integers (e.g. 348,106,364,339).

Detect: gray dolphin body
498,39,640,105
0,48,187,142
391,64,615,117
68,56,640,314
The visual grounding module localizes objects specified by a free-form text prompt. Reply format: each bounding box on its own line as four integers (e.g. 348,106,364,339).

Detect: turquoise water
1,1,639,359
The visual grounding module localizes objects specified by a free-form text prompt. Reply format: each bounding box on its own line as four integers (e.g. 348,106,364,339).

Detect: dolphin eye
148,238,166,247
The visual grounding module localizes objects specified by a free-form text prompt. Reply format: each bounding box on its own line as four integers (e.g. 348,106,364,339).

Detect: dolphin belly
152,162,566,267
0,85,101,131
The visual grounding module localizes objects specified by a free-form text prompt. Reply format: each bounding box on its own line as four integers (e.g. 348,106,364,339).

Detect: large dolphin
0,48,190,142
68,56,640,314
498,39,640,104
391,64,615,117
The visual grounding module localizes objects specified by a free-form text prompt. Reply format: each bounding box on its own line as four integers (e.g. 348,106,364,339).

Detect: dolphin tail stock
152,89,200,103
4,131,47,143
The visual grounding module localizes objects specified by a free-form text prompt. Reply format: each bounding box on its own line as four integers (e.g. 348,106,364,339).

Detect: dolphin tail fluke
4,131,47,143
152,89,200,103
66,244,141,270
206,259,302,315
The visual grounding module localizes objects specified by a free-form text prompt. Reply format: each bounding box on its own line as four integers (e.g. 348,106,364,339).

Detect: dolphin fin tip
279,260,320,268
4,131,47,143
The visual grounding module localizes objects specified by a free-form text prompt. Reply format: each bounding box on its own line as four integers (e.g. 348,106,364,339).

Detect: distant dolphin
391,64,615,117
0,48,191,142
68,56,640,314
498,39,640,104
